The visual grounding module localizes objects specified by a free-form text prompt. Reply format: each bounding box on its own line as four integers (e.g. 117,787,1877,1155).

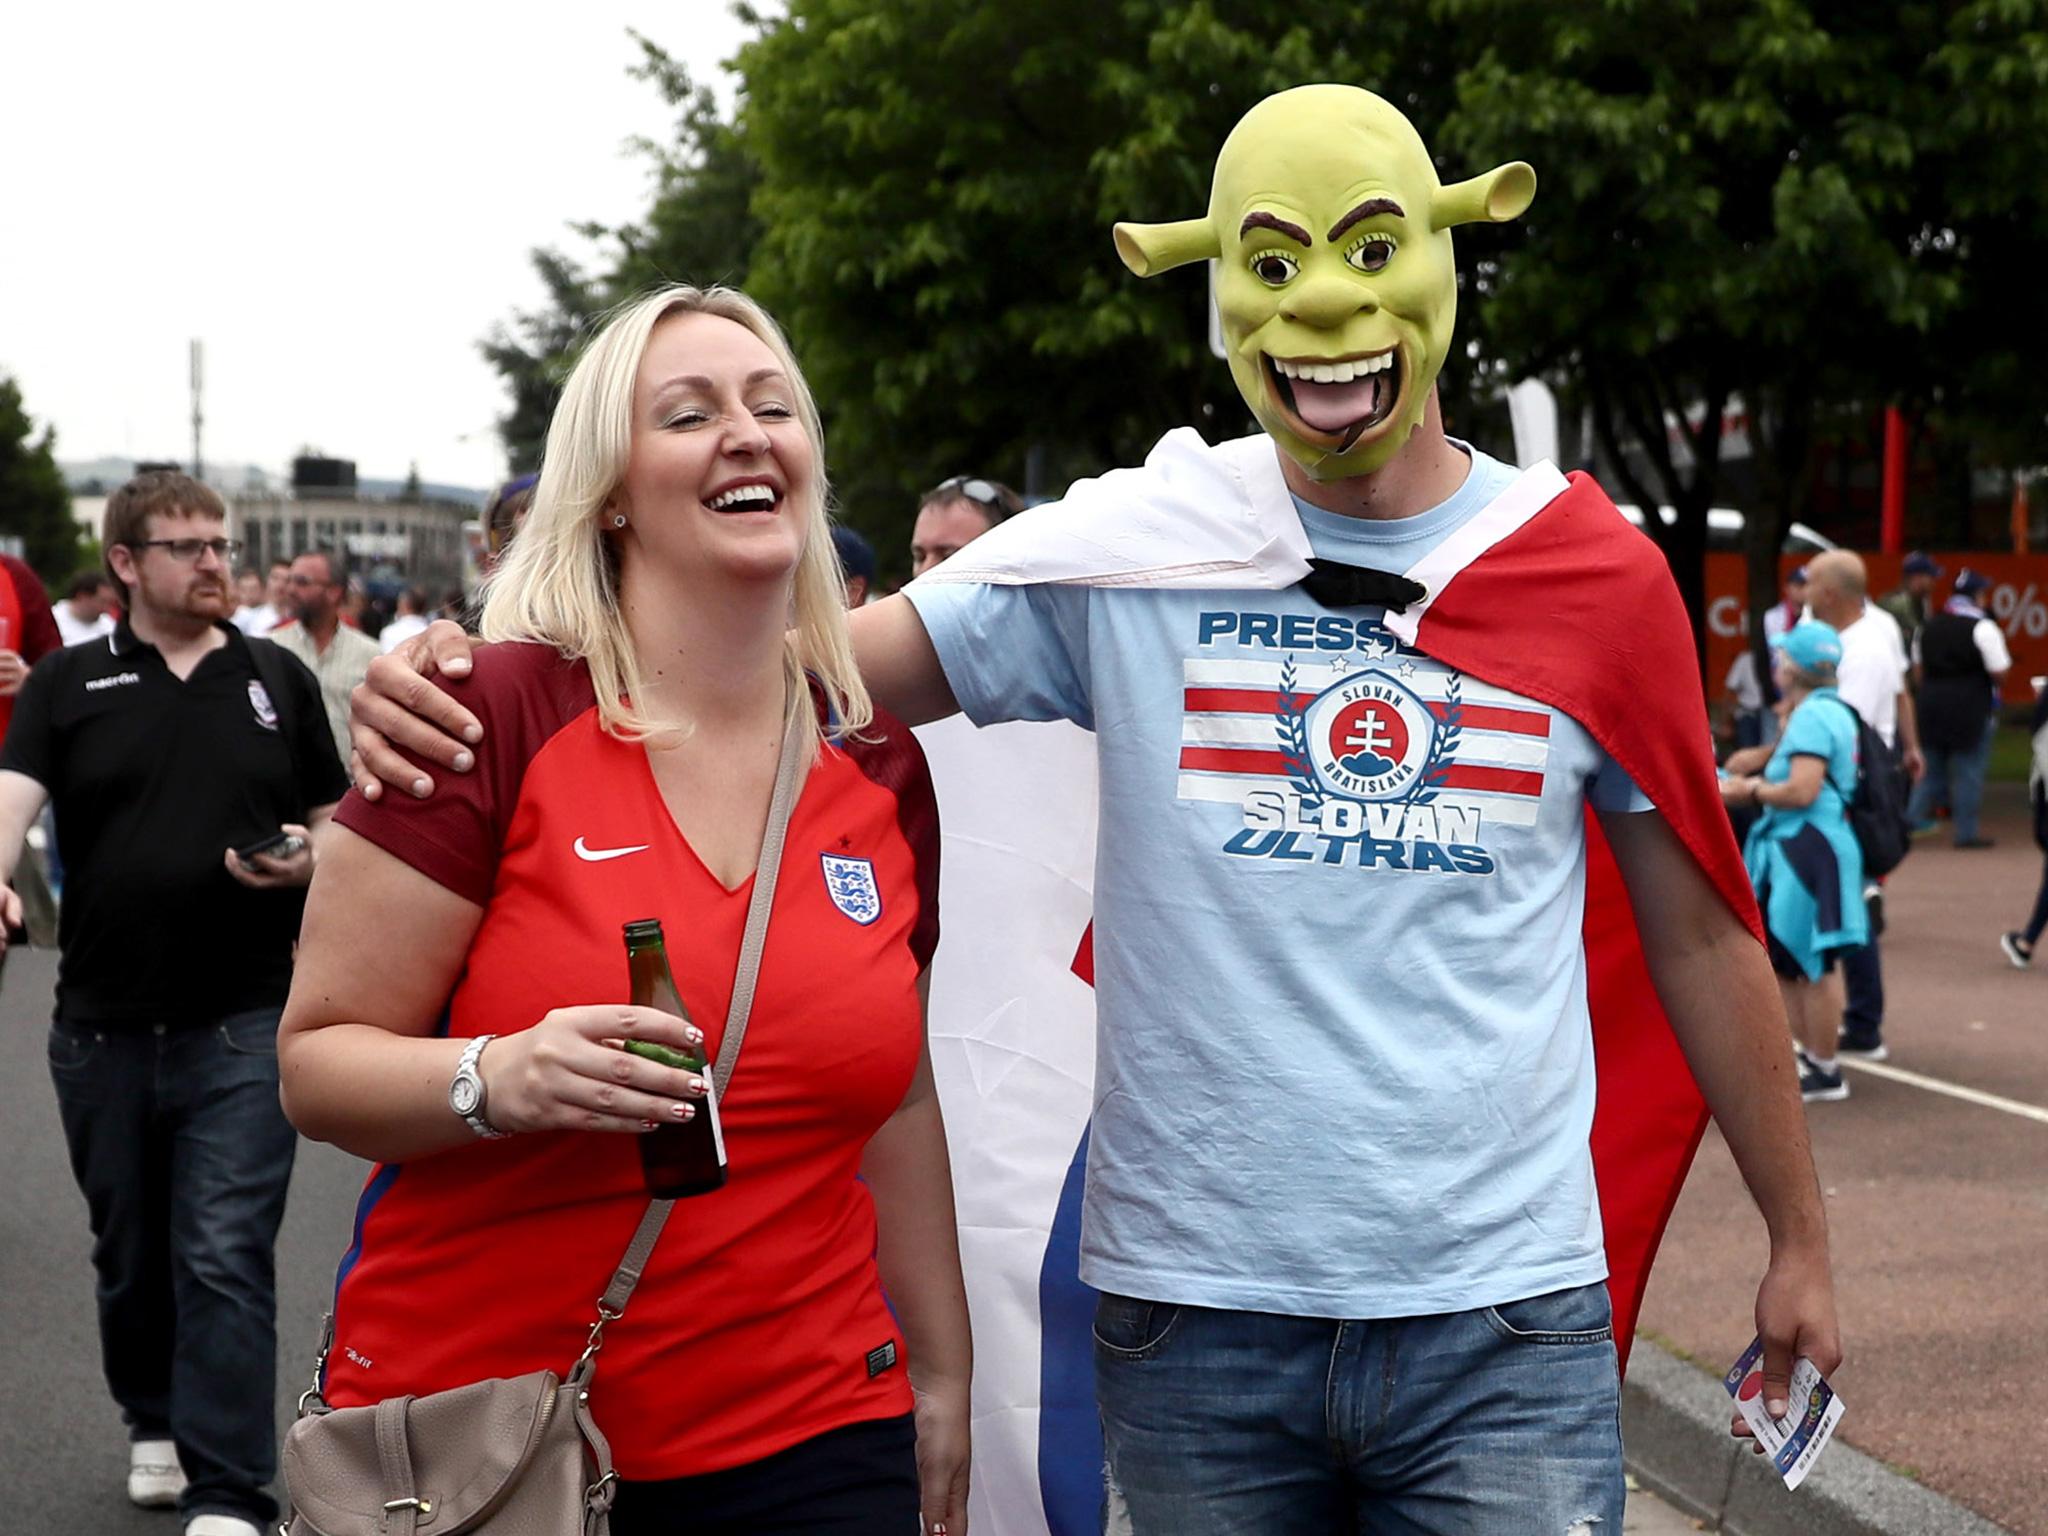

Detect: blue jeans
1095,1283,1623,1534
1910,715,1998,843
48,1008,299,1526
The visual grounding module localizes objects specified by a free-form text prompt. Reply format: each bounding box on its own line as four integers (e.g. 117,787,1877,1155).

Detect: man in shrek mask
355,85,1838,1535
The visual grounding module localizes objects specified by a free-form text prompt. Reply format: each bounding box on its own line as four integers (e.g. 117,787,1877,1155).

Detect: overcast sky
0,3,751,492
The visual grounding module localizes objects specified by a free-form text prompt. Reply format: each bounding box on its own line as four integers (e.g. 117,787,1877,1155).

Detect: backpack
1820,695,1911,879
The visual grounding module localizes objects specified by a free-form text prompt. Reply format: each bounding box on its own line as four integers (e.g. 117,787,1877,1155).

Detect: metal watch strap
592,703,809,1327
456,1034,511,1139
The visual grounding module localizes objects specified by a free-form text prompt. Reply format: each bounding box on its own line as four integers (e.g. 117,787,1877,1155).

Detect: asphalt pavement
0,944,367,1531
1638,780,2047,1534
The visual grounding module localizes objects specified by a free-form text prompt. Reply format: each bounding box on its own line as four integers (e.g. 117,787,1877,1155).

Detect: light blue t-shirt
907,444,1654,1316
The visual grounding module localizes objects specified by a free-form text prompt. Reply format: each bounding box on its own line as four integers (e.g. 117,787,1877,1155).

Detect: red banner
1706,553,2048,705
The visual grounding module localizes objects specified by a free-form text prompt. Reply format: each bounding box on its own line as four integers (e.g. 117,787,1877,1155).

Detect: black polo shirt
1,620,349,1024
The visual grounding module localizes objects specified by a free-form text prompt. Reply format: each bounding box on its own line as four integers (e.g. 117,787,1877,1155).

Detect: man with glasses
910,474,1022,578
0,470,347,1536
274,547,383,766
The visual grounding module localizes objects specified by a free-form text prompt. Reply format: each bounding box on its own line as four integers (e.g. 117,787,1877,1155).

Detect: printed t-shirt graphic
325,643,938,1480
906,445,1655,1321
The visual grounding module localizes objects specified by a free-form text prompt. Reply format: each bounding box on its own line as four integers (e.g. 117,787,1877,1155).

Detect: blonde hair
479,285,871,768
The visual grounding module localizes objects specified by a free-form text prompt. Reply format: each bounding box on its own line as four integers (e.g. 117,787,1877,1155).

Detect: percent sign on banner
1990,580,2048,643
1706,552,2048,703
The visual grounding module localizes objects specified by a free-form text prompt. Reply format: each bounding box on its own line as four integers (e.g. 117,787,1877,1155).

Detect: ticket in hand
1723,1335,1845,1491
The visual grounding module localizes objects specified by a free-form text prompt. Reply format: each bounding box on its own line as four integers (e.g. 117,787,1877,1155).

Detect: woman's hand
348,620,482,800
479,1005,711,1134
912,1378,970,1536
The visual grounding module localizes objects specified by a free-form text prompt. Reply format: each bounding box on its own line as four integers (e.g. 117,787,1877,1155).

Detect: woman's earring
612,513,627,529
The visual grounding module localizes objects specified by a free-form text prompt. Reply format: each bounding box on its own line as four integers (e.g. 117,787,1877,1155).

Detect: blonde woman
278,287,970,1535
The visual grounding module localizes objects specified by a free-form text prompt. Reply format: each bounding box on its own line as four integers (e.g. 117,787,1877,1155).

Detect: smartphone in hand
232,830,305,864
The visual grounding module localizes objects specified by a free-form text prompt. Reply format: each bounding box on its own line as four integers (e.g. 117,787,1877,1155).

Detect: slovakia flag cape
915,432,1764,1536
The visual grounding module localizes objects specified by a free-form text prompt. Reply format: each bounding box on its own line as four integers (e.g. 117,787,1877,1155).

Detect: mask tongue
1292,375,1382,433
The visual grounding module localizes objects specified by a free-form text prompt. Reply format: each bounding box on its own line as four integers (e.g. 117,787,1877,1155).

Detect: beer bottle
622,919,727,1197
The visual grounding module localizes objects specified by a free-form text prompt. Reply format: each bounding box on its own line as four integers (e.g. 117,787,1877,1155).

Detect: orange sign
1705,553,2048,705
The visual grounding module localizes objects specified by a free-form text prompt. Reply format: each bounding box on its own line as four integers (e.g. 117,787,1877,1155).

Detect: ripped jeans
1095,1282,1624,1535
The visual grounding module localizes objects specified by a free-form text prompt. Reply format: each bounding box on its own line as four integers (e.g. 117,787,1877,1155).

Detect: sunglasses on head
927,475,1012,518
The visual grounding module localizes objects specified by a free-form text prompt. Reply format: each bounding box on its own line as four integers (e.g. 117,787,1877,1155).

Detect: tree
480,33,761,476
493,1,2048,615
0,376,85,584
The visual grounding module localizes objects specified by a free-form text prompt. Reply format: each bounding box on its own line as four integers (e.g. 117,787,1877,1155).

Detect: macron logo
574,837,651,863
85,672,142,692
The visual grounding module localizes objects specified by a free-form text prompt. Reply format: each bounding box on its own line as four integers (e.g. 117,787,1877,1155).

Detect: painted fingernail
361,780,381,801
640,1119,659,1131
448,657,472,674
462,722,482,742
452,750,474,772
410,777,430,798
684,1027,703,1045
689,1077,708,1095
670,1103,694,1120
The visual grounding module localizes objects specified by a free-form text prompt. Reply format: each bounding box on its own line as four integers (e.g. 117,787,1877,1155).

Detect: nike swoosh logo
573,837,651,863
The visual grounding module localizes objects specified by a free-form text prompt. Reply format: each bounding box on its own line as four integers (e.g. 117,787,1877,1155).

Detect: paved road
1640,781,2048,1534
0,945,366,1531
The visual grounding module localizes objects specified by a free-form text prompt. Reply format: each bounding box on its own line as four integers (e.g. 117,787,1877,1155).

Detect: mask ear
1112,219,1221,277
1431,163,1537,231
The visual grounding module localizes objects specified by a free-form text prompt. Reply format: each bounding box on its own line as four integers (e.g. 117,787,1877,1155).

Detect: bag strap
586,700,810,1338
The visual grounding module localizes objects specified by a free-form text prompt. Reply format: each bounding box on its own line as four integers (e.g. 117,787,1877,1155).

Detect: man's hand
0,649,27,698
348,620,480,800
224,824,317,889
1732,1240,1842,1450
1902,744,1925,784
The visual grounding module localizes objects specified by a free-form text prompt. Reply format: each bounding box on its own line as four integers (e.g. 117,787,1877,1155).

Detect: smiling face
615,310,816,590
1113,86,1533,482
1213,97,1458,479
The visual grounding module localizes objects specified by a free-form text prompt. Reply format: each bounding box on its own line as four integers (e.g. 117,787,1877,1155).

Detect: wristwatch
449,1035,511,1139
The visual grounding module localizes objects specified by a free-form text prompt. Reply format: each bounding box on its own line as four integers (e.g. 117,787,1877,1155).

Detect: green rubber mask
1114,85,1536,480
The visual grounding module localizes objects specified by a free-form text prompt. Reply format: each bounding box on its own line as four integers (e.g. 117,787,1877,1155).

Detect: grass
1988,722,2038,783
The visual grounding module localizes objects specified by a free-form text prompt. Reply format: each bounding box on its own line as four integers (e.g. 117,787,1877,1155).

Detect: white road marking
1836,1057,2048,1125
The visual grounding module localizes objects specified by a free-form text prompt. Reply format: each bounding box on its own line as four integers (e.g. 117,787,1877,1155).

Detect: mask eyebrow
1327,197,1406,244
1239,211,1312,247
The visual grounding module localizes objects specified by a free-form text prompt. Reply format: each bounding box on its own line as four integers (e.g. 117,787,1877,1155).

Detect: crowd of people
0,81,2040,1536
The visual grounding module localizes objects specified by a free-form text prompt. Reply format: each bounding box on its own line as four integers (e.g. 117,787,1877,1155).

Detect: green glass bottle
622,919,727,1197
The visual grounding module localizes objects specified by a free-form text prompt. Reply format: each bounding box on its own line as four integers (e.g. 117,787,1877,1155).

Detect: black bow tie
1297,559,1428,612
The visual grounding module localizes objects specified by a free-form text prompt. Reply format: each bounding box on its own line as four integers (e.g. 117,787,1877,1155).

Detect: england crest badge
820,853,882,925
247,680,279,731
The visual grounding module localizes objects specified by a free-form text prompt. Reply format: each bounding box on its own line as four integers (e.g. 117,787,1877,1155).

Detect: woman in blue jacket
1721,620,1867,1103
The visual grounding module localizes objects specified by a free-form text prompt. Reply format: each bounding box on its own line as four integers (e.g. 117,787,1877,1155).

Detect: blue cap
1954,566,1992,597
1787,564,1809,585
830,524,876,583
1903,551,1942,577
1772,619,1842,673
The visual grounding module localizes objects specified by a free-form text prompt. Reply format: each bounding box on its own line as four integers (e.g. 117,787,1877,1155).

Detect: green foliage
486,1,2048,603
0,376,87,583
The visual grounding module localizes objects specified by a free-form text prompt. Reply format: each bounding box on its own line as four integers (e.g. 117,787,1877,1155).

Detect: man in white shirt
233,561,289,636
1805,551,1921,1060
53,573,119,646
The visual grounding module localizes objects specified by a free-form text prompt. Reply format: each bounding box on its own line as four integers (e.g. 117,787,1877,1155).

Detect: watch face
450,1074,482,1117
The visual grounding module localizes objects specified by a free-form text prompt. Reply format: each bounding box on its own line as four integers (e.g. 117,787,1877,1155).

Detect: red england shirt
325,642,939,1478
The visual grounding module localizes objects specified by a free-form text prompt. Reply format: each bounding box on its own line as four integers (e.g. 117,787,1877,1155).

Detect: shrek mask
1114,85,1534,480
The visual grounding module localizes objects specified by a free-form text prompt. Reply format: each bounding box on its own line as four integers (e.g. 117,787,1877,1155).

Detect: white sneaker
127,1438,185,1508
185,1516,264,1536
